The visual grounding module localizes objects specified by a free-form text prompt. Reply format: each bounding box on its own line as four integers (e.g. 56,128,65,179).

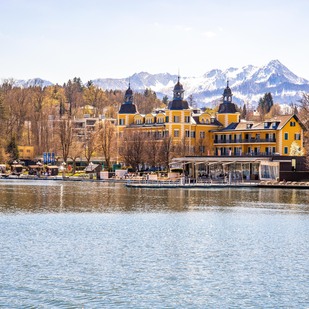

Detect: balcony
214,138,276,144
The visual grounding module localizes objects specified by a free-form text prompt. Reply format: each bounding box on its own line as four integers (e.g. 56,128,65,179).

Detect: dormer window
157,117,163,123
264,122,269,128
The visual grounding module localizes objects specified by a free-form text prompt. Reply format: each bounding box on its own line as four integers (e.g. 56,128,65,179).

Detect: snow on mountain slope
3,60,309,107
13,78,54,88
91,59,309,106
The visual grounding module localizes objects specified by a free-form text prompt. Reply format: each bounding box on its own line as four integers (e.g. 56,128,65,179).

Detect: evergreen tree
294,105,298,114
240,104,247,119
188,94,195,107
258,92,274,116
6,136,19,163
162,95,169,105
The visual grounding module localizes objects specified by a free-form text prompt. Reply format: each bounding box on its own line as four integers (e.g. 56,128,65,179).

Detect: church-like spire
223,80,232,103
173,75,184,101
217,81,237,114
118,81,137,114
124,82,133,104
168,75,189,110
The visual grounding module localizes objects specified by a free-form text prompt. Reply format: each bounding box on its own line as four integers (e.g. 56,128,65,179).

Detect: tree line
0,78,308,169
0,78,163,168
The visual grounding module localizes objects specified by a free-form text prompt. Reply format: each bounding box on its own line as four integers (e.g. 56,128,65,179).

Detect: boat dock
126,178,309,189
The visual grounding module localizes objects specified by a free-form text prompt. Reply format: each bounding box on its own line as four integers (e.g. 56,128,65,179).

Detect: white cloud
202,31,216,38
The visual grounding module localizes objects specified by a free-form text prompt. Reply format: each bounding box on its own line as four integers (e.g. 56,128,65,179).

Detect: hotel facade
117,78,305,158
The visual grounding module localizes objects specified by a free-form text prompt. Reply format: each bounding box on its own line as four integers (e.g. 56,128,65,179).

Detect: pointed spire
124,80,133,104
173,73,184,101
223,80,233,104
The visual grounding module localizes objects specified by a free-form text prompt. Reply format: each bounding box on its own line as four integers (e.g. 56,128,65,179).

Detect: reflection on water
0,179,308,213
1,180,309,308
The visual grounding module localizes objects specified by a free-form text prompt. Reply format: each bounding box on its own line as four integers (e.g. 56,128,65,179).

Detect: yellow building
18,146,35,160
213,114,305,156
216,81,240,127
117,78,222,156
116,78,306,159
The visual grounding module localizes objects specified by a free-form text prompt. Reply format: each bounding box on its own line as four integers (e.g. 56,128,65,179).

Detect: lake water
0,179,309,308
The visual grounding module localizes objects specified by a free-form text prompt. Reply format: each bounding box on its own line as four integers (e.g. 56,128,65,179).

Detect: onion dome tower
217,81,240,127
168,76,189,110
218,81,237,114
119,83,138,114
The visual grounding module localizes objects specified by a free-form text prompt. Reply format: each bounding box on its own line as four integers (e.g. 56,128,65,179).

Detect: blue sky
1,0,308,84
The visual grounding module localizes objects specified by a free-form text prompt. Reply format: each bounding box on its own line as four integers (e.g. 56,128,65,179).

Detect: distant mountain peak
3,60,308,107
90,60,309,107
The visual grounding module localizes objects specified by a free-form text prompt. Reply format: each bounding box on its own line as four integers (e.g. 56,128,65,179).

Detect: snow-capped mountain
4,60,309,108
92,59,309,107
13,78,54,88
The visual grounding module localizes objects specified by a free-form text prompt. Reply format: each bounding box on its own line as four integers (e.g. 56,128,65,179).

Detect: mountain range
8,60,309,108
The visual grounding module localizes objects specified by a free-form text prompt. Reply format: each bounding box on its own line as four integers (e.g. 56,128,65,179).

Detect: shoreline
2,175,309,189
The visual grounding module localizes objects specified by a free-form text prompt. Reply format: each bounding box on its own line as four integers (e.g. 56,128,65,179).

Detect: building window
185,116,190,123
191,131,195,138
173,116,180,123
200,131,205,138
157,117,164,123
284,146,288,154
119,119,125,125
284,133,288,140
294,133,301,140
185,130,190,138
290,121,296,127
174,130,179,137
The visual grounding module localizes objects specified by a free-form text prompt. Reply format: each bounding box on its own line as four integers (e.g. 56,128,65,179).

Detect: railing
214,138,276,144
126,178,259,187
216,152,278,157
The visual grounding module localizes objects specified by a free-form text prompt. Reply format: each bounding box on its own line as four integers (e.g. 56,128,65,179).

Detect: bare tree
98,120,116,170
29,85,46,155
68,139,84,174
83,129,99,165
57,118,74,164
159,135,175,171
298,93,309,127
119,130,145,171
298,93,309,166
144,131,161,169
